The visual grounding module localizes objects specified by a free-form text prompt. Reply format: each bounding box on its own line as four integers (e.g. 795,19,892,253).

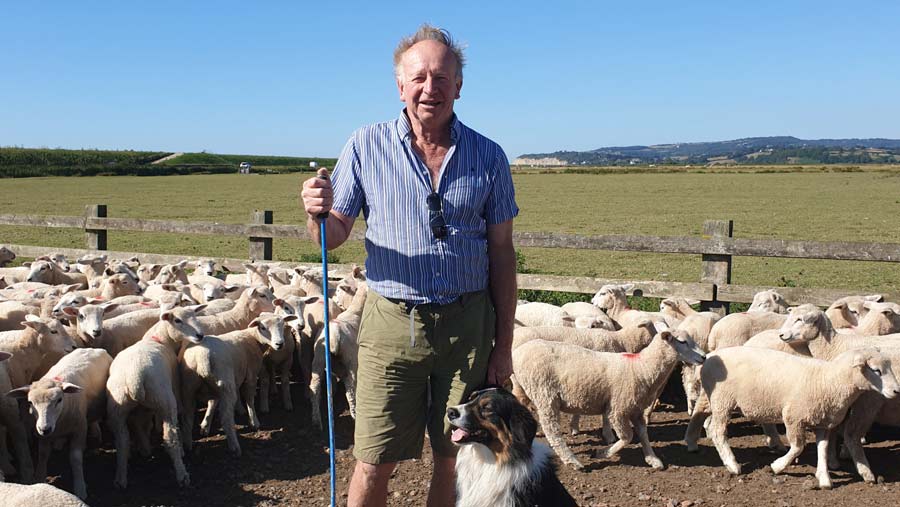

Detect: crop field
2,167,900,293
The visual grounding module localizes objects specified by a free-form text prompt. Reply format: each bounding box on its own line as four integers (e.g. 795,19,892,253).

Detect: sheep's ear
687,299,701,306
160,310,174,322
60,382,83,394
35,255,51,261
851,352,869,370
25,314,41,323
621,283,635,293
660,299,674,309
223,284,241,293
274,298,284,307
7,387,30,399
283,315,298,323
786,307,795,314
176,260,188,269
0,351,11,362
863,301,874,310
62,306,79,317
101,303,120,314
22,319,45,331
190,304,207,314
659,330,674,341
249,318,260,328
301,296,320,305
221,265,231,272
22,262,31,267
866,294,884,302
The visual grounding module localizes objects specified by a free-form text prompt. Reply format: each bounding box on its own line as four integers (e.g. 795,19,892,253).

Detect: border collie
448,387,578,507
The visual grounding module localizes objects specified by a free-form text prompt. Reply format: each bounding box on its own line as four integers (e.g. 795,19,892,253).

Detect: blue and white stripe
330,110,518,304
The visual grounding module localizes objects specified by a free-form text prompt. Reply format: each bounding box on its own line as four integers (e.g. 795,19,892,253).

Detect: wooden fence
4,204,900,312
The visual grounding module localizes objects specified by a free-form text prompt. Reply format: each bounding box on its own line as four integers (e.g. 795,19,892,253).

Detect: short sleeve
330,134,365,219
485,147,518,224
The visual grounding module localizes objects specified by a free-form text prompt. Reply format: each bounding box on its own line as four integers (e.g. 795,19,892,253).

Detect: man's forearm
306,211,353,250
489,243,517,348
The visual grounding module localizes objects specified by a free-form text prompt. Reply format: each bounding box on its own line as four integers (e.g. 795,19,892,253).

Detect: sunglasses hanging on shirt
426,192,448,240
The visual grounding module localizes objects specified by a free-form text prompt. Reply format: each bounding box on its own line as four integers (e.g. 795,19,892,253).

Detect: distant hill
515,137,900,166
0,147,336,178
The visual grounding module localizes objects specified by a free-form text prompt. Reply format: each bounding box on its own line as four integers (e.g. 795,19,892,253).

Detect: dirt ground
33,381,900,507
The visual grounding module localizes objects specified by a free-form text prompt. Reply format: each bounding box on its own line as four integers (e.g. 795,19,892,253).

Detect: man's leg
427,455,457,507
348,461,397,507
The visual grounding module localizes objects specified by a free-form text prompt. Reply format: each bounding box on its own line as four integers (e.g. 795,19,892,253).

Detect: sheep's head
778,304,832,343
26,260,56,283
0,246,16,267
159,305,206,344
137,264,163,283
64,302,118,344
748,290,789,314
9,378,83,436
22,315,78,354
196,259,217,277
102,273,142,297
249,312,297,351
242,286,277,315
660,329,705,366
591,284,632,310
845,348,900,399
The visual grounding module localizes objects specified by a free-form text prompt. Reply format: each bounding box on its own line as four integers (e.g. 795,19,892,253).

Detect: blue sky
2,1,898,159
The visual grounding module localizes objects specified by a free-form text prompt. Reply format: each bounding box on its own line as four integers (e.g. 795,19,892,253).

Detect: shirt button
435,272,441,277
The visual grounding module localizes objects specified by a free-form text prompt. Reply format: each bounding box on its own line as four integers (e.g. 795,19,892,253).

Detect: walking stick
317,173,337,507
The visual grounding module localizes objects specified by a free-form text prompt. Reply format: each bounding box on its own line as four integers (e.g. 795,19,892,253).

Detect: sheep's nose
779,332,789,341
195,333,204,340
91,330,102,338
37,425,53,436
447,407,460,421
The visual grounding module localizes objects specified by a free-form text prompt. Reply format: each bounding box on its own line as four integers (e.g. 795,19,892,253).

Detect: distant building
239,162,252,174
309,161,319,169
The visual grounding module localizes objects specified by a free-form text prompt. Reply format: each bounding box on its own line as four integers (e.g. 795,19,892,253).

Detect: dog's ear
510,401,537,446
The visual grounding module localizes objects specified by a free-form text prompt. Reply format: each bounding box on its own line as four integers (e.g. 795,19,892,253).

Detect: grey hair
393,24,465,80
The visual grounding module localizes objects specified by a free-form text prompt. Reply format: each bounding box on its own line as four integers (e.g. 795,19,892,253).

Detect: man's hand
301,168,333,217
486,341,513,387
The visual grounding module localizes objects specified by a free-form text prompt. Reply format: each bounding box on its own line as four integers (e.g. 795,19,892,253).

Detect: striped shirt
330,110,518,304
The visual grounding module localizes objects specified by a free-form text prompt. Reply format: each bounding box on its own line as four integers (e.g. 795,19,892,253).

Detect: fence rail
3,204,899,309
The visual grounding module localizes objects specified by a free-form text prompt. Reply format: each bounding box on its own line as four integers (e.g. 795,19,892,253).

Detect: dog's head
446,387,537,464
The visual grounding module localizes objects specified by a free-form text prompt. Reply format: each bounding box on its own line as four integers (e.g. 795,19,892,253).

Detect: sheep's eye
50,329,58,335
258,325,267,331
174,318,183,324
56,398,63,404
78,314,84,321
870,367,882,376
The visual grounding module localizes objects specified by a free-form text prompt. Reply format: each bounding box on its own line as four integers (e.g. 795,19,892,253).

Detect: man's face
397,40,462,131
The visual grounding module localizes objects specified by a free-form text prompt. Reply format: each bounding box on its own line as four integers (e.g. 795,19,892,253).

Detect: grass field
2,168,900,295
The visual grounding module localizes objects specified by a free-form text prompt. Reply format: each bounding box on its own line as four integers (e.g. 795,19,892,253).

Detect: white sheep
258,298,312,413
309,280,368,431
0,315,77,387
151,260,190,285
0,300,41,332
0,483,88,507
9,348,113,499
512,330,705,470
747,289,789,313
0,351,33,483
706,310,787,350
591,283,678,329
514,302,574,328
224,263,270,287
573,314,616,330
74,254,108,289
825,294,882,329
852,301,900,336
180,312,296,456
685,346,899,489
63,304,162,358
25,260,87,288
105,305,206,489
196,286,278,335
673,311,722,415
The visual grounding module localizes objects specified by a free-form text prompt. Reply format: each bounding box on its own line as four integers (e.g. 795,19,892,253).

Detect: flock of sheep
510,286,900,490
0,242,899,502
0,247,366,503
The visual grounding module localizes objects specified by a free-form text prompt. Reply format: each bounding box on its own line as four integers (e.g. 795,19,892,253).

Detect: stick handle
317,174,329,221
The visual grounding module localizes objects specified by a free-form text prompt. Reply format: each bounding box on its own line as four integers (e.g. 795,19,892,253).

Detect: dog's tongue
451,428,470,443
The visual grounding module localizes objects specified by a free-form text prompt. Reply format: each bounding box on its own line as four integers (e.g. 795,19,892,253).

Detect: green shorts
352,289,495,464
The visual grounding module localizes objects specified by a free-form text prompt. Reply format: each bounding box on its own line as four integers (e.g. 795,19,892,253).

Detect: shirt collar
397,109,461,143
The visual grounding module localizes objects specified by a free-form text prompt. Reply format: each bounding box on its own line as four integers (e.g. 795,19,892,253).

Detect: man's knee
353,460,397,483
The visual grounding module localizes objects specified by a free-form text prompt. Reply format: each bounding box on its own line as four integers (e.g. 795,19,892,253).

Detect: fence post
85,204,108,251
249,210,273,261
700,219,733,315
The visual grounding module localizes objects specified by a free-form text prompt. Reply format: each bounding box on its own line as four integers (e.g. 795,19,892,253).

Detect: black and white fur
448,387,578,507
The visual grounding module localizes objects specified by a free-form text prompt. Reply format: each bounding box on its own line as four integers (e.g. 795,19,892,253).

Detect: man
300,24,517,507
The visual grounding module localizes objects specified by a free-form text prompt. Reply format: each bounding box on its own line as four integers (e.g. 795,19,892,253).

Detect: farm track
28,381,900,507
150,152,184,164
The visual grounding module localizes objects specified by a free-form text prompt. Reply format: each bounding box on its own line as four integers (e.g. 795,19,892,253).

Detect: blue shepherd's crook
317,173,337,507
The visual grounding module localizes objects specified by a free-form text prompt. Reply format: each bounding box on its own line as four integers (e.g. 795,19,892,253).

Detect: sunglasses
426,192,448,240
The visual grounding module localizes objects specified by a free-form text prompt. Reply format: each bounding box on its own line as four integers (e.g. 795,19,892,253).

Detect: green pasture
2,169,900,295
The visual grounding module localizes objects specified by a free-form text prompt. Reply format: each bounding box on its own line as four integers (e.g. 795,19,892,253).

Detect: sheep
591,283,678,329
675,311,722,415
63,304,162,358
135,263,163,284
190,281,242,304
510,319,659,440
747,289,789,313
277,295,319,389
25,260,87,288
0,315,78,388
574,315,617,330
9,348,113,499
74,254,108,289
838,346,900,483
258,299,307,413
141,283,196,305
706,311,787,350
514,302,574,328
561,301,614,322
684,346,899,489
224,263,270,287
180,312,296,456
0,300,41,331
0,247,15,267
192,258,219,278
76,273,142,301
151,261,190,285
511,319,658,353
0,267,28,284
105,305,206,489
0,483,88,507
196,286,278,336
309,280,368,431
852,301,900,336
0,351,33,484
513,330,704,470
659,297,722,322
825,294,883,330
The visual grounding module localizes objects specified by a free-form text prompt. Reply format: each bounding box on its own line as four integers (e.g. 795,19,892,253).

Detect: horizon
3,1,899,160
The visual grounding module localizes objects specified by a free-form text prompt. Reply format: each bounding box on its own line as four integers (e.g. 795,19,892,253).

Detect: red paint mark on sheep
52,376,64,382
621,353,640,360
